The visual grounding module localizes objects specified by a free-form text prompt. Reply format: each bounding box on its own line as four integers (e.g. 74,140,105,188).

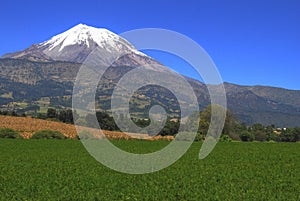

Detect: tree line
186,105,300,142
1,106,299,142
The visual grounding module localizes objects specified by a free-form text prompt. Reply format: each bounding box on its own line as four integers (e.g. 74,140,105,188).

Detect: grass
0,139,299,200
36,97,50,113
16,102,28,108
0,92,13,99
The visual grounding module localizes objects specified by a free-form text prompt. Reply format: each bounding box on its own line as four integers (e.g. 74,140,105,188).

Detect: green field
0,139,299,200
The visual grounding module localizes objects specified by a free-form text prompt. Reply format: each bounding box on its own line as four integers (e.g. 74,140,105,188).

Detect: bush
31,130,66,139
195,133,205,142
220,135,232,142
0,128,20,139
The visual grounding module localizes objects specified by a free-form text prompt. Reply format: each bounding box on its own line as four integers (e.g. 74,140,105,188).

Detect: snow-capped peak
4,23,150,63
41,23,135,52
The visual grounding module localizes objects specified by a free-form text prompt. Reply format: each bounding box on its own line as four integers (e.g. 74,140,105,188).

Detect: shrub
195,133,205,142
0,128,20,139
77,130,94,140
31,130,66,139
220,135,232,142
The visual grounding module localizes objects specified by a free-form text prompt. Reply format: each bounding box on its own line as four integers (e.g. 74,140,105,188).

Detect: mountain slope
1,57,300,127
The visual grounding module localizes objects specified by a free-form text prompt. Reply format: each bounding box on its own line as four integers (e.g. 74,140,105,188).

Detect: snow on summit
41,24,131,52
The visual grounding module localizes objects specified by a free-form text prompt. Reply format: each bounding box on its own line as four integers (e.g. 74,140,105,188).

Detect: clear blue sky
1,0,300,90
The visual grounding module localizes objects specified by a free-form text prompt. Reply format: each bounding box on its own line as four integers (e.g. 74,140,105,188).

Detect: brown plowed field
0,115,174,140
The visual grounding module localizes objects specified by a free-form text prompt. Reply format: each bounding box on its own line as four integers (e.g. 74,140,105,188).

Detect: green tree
251,124,267,141
199,105,236,140
159,120,180,136
58,109,74,123
47,108,57,119
280,128,298,142
185,105,236,141
240,130,255,142
265,125,275,141
254,130,267,141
